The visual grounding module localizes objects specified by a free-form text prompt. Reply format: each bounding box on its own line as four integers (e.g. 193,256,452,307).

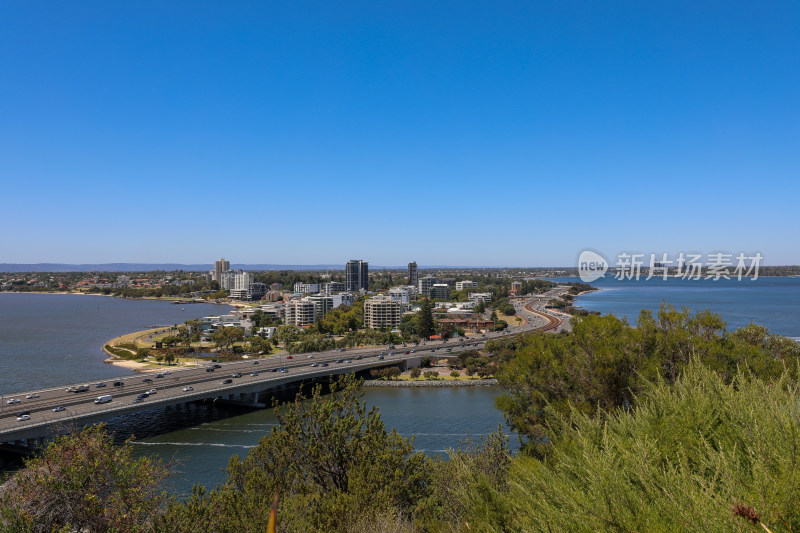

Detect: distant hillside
0,263,535,272
0,263,345,273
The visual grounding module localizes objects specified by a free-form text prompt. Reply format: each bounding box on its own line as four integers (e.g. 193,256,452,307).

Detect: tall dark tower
345,259,369,292
408,262,418,286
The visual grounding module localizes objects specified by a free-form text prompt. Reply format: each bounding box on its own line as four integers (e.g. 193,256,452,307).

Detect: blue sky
1,2,798,266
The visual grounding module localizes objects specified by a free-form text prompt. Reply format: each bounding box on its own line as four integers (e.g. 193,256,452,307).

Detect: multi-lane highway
0,290,571,444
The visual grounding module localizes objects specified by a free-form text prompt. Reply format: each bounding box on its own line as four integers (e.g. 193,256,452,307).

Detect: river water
0,293,511,495
567,276,800,339
4,282,798,495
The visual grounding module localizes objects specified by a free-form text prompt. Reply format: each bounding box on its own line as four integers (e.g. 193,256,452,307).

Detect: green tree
0,425,170,533
410,368,422,379
417,299,436,339
160,375,430,532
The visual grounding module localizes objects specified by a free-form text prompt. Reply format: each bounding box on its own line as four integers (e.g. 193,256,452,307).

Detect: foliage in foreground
0,425,170,533
496,305,800,455
459,362,800,532
156,374,431,532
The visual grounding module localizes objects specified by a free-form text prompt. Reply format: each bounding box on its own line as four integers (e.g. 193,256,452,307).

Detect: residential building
218,270,236,291
323,281,346,294
263,290,282,302
306,295,334,321
214,258,230,283
294,282,321,294
234,271,253,291
468,292,493,303
346,259,369,292
332,292,354,308
363,295,402,329
418,275,439,297
387,286,415,304
407,262,418,286
430,284,450,300
510,281,523,294
456,280,478,290
248,282,267,300
284,299,317,326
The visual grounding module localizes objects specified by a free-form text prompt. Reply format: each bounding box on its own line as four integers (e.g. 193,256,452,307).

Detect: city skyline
2,3,798,266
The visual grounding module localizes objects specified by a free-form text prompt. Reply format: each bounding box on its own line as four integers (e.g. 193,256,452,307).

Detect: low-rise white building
456,280,478,290
468,292,493,303
294,282,321,294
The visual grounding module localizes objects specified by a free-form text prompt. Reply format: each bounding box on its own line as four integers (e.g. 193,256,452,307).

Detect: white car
182,386,194,392
146,389,157,395
6,398,20,405
16,414,30,421
26,393,40,399
52,406,66,412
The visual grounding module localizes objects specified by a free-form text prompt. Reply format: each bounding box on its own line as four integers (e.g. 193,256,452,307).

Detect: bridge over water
0,292,568,457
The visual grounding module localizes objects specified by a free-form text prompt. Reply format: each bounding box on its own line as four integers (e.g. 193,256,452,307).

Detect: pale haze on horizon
1,2,798,267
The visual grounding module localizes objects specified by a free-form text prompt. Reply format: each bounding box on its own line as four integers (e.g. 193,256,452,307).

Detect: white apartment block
364,295,402,329
418,275,439,297
306,295,334,320
468,292,493,303
387,286,415,304
456,280,478,290
285,299,317,326
294,282,321,294
332,292,354,308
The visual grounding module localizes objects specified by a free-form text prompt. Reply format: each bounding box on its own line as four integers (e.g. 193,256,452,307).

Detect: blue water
561,276,800,338
0,293,512,495
0,293,231,392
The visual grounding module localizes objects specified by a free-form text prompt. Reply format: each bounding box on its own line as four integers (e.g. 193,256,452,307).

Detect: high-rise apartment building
407,262,418,286
345,259,369,292
363,295,402,329
284,299,317,326
418,275,439,297
214,258,230,283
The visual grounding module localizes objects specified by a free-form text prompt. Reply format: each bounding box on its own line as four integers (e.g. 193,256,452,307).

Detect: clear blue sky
1,2,798,266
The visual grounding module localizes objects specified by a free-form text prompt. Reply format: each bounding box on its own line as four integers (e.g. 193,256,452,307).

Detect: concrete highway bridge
0,290,570,457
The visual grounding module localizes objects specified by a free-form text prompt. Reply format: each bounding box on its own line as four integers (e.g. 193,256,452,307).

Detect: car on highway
6,398,20,405
213,364,221,369
356,355,363,360
249,372,259,376
335,359,344,363
223,379,233,384
206,367,214,372
16,411,30,418
310,362,319,367
52,406,66,413
286,355,293,359
155,374,164,379
146,389,157,395
142,378,153,383
183,386,194,392
113,381,124,387
232,373,242,378
345,359,352,363
95,383,106,388
405,351,410,354
321,362,329,367
307,354,314,358
25,393,40,399
136,393,149,400
270,368,278,372
252,361,260,365
162,371,172,375
16,414,30,421
377,355,384,360
279,368,288,373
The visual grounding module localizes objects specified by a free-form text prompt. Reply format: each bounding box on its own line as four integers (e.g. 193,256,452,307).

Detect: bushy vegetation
5,307,800,532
